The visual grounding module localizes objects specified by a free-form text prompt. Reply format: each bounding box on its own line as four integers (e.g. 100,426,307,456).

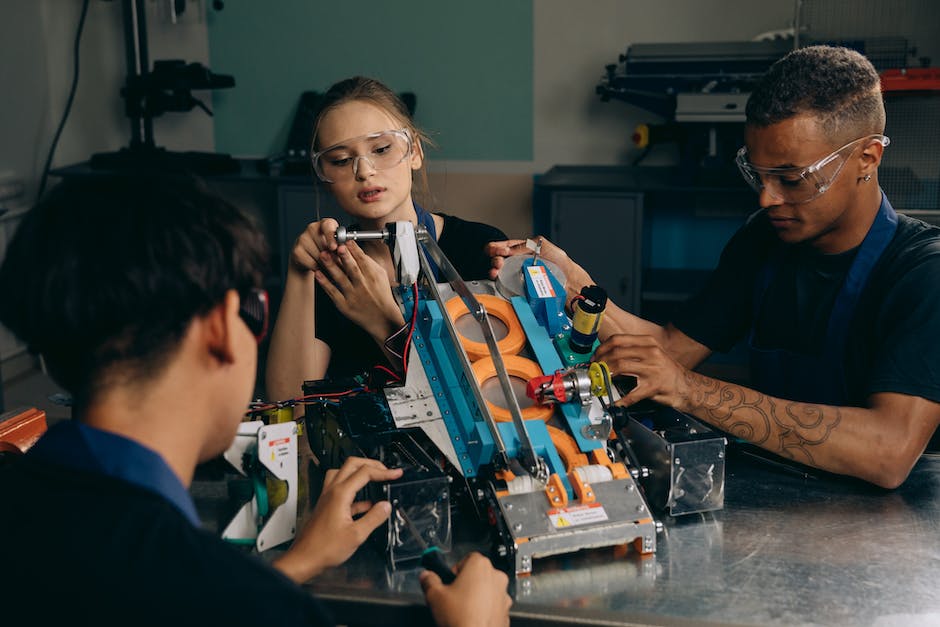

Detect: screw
587,491,593,498
513,523,522,532
636,504,644,512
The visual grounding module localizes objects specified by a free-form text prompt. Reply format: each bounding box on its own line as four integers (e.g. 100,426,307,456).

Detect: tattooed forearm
681,370,842,463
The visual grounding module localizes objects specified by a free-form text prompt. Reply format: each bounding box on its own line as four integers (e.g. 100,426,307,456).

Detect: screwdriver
398,507,456,584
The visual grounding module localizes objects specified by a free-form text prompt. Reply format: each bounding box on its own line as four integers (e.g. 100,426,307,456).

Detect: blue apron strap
823,193,897,346
413,203,442,281
749,191,898,405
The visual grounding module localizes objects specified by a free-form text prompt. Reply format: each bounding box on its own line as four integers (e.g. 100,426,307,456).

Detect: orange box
0,407,48,454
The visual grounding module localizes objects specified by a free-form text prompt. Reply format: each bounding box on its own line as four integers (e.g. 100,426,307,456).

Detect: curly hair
0,175,268,409
746,45,885,143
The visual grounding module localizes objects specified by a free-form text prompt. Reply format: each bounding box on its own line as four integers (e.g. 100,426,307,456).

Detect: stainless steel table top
302,451,940,627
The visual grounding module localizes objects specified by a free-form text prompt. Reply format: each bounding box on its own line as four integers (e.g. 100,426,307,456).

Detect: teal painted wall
207,1,533,160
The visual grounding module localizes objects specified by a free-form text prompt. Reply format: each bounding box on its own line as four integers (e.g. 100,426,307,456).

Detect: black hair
0,175,268,409
746,45,886,143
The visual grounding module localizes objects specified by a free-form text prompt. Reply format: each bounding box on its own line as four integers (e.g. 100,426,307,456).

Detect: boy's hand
273,456,402,583
420,552,512,627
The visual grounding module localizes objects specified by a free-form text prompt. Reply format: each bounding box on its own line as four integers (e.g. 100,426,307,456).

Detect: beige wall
426,170,533,239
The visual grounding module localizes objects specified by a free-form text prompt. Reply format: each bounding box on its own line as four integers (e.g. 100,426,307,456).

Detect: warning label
547,503,609,528
526,266,556,299
268,437,291,460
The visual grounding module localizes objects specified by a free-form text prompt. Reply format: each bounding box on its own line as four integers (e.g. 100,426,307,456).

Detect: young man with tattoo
489,46,940,489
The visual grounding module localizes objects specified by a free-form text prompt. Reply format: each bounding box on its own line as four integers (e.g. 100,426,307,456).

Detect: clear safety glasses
312,129,413,183
735,134,890,204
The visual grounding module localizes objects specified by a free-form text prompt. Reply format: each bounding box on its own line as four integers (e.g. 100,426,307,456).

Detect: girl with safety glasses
266,77,507,402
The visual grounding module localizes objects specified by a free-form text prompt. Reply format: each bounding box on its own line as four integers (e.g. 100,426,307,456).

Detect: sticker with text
526,265,556,299
547,503,609,528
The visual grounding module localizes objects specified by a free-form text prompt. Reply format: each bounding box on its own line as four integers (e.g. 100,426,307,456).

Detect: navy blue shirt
29,420,200,525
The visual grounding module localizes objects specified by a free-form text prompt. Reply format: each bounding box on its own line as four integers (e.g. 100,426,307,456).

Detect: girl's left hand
314,240,406,340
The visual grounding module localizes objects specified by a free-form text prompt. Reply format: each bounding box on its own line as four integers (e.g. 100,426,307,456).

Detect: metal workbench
299,450,940,626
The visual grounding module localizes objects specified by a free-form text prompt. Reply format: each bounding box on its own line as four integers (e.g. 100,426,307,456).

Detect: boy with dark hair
490,45,940,489
0,176,511,626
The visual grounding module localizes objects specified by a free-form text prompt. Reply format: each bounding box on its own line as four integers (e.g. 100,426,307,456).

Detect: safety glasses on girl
312,129,413,183
736,134,889,204
238,288,269,343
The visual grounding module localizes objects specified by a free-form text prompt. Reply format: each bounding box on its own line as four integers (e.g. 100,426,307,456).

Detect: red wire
374,365,401,382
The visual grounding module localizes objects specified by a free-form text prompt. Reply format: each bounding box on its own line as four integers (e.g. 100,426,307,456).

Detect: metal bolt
497,545,508,557
674,457,681,465
513,523,522,532
636,504,644,512
548,485,555,492
718,451,725,459
627,483,635,492
426,411,433,417
505,502,513,511
553,496,560,503
477,489,485,501
587,491,594,498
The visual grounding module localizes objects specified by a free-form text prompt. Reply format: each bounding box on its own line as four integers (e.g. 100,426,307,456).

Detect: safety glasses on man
312,129,413,183
238,288,269,343
735,134,890,204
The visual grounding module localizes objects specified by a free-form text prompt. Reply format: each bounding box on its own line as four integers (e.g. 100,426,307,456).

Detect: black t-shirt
317,213,507,379
0,456,333,626
672,210,940,406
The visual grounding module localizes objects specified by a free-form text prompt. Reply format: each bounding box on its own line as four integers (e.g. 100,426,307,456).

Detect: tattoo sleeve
681,371,842,465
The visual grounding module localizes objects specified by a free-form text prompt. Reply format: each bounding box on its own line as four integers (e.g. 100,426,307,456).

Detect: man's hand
484,236,575,280
420,552,511,627
272,457,403,584
593,333,694,412
314,241,406,341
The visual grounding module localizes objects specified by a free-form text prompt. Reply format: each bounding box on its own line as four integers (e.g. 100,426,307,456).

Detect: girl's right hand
290,218,341,273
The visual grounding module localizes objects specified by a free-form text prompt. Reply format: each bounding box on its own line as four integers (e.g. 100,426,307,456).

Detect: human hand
420,552,511,627
272,456,403,583
289,218,341,274
486,236,572,281
486,236,593,302
593,334,694,411
314,240,406,340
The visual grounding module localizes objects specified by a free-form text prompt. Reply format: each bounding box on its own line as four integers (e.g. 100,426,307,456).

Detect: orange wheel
445,294,526,361
471,355,554,422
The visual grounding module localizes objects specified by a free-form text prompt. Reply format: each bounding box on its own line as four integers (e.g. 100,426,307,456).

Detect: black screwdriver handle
421,547,456,584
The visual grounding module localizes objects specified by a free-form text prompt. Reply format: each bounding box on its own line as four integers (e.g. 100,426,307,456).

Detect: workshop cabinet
549,191,642,311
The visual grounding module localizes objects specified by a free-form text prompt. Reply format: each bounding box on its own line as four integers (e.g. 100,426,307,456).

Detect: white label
547,503,609,528
526,265,556,299
268,437,291,462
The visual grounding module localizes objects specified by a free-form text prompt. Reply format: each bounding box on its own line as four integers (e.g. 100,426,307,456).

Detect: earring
863,174,872,182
